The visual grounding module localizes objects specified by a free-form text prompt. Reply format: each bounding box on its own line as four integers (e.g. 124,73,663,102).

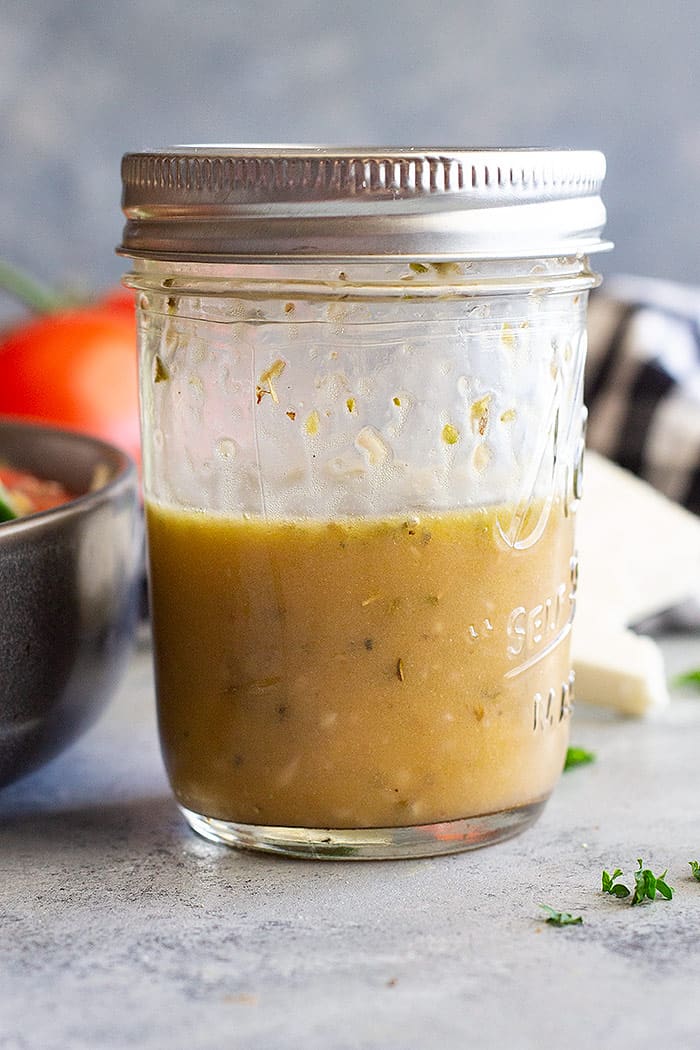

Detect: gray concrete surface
1,635,700,1050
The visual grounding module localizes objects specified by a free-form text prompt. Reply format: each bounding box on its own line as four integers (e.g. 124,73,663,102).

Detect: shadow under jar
119,146,611,859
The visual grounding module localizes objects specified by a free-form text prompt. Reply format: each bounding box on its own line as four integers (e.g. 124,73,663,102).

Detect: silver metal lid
119,146,610,262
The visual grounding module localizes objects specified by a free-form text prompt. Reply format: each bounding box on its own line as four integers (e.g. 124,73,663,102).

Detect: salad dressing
147,499,575,829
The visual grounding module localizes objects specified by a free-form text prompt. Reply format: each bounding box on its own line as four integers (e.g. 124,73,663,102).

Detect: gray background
2,0,699,317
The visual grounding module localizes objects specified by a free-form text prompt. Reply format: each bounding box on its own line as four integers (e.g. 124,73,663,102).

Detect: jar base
179,799,547,860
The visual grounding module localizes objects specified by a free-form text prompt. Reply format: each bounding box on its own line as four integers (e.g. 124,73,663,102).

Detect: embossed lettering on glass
119,147,610,859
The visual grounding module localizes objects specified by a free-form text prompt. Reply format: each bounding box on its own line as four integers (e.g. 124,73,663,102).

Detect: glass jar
119,147,610,859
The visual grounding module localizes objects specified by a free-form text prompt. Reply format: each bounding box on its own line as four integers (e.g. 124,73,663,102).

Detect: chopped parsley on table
601,868,630,898
539,904,583,927
563,746,595,771
540,859,688,930
674,668,700,689
601,860,674,905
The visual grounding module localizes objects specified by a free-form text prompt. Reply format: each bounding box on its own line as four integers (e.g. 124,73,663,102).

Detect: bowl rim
0,417,138,534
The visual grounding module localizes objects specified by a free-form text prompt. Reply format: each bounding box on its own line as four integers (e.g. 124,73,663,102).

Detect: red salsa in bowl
0,464,74,521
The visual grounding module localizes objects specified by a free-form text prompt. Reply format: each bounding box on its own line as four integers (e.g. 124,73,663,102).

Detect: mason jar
119,147,610,859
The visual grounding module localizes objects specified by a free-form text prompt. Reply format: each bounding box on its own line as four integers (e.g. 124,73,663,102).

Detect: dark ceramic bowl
0,418,142,787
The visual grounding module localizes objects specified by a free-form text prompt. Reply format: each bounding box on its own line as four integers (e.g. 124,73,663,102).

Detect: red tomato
99,287,140,319
0,296,141,463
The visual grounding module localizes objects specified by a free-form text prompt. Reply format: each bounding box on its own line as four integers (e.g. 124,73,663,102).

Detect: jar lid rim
119,146,611,262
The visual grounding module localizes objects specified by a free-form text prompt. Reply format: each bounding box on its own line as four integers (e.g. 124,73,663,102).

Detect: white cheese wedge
573,620,669,717
573,451,700,714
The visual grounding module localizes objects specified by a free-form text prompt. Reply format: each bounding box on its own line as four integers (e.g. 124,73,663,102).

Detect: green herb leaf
564,746,596,771
602,868,630,898
603,860,674,906
632,860,655,906
409,262,429,274
153,354,170,383
631,859,674,905
674,668,700,689
539,904,583,927
689,860,700,882
0,481,18,523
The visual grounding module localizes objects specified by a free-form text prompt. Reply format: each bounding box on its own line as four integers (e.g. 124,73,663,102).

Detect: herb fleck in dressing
147,500,574,829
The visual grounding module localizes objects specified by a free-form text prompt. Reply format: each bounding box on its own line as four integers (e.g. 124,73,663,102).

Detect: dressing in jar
119,147,610,858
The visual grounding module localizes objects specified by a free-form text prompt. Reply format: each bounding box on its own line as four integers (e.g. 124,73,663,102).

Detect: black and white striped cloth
586,275,700,516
